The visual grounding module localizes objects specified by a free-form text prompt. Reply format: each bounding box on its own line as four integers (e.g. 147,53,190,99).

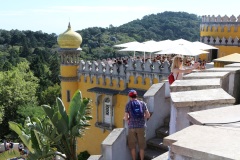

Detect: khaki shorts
128,128,146,149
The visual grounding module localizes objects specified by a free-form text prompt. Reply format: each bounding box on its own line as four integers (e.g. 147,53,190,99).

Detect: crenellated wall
200,15,240,46
200,36,240,46
78,58,171,88
201,15,240,23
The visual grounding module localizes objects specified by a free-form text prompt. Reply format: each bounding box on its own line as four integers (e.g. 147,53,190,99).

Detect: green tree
8,90,92,160
0,106,3,124
17,105,45,123
0,61,39,139
40,83,61,106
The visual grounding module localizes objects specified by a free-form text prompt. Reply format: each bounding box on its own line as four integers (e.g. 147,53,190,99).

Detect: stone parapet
200,36,240,46
224,63,240,68
199,68,240,103
183,72,229,79
144,83,171,141
170,79,220,92
169,88,235,133
170,88,235,108
183,72,229,92
101,128,131,160
202,15,240,23
202,67,240,73
78,58,171,87
188,104,240,126
164,125,240,160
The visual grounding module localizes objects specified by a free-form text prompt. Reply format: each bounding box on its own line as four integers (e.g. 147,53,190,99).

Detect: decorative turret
57,22,82,49
58,23,82,110
57,23,82,65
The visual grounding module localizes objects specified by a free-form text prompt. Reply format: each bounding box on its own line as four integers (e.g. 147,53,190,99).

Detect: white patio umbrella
114,41,141,58
118,39,173,61
192,41,218,50
173,39,218,50
113,41,140,48
173,38,192,45
118,42,152,61
155,44,209,56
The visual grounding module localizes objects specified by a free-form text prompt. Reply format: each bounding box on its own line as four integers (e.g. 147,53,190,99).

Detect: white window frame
103,98,112,124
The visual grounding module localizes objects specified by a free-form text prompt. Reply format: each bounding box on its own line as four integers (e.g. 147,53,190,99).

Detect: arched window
95,95,115,131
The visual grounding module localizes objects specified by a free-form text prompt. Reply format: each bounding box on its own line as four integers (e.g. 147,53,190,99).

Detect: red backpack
168,73,178,85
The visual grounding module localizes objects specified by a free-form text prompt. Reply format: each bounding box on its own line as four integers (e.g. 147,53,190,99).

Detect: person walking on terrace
171,55,199,80
124,89,150,160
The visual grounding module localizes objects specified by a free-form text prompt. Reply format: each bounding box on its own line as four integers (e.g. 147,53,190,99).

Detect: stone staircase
144,116,170,160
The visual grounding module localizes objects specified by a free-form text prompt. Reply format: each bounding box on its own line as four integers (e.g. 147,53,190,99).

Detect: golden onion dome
57,23,82,48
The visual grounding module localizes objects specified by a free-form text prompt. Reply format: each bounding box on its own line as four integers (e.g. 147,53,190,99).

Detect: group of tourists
2,140,28,159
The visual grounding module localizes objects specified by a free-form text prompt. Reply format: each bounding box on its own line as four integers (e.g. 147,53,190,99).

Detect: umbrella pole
144,52,145,62
134,51,135,59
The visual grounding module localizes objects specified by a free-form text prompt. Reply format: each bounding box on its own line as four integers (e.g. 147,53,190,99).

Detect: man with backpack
124,89,150,160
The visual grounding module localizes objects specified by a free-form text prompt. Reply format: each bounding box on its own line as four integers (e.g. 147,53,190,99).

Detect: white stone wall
144,83,171,140
78,58,171,87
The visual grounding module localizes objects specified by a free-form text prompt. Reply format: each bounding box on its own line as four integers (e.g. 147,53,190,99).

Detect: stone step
144,148,167,160
152,152,169,160
147,137,168,151
163,116,170,127
156,126,169,138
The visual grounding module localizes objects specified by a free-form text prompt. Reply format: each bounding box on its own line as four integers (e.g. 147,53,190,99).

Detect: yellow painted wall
212,46,240,67
77,93,128,154
201,25,240,59
74,75,132,154
216,46,240,58
60,74,155,155
201,26,240,38
128,76,151,90
60,65,79,111
61,81,78,110
61,65,78,77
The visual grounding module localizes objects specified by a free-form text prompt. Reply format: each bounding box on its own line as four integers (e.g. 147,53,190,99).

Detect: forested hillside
0,11,201,139
78,11,201,60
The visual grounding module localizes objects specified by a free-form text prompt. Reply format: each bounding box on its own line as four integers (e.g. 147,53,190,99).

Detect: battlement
200,36,240,46
200,15,240,47
200,15,240,34
202,15,240,23
78,58,171,87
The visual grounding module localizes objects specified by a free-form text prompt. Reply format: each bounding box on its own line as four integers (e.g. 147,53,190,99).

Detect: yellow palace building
57,15,240,155
200,15,240,67
57,23,170,155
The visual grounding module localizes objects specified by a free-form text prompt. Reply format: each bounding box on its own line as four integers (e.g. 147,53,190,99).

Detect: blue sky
1,0,240,34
